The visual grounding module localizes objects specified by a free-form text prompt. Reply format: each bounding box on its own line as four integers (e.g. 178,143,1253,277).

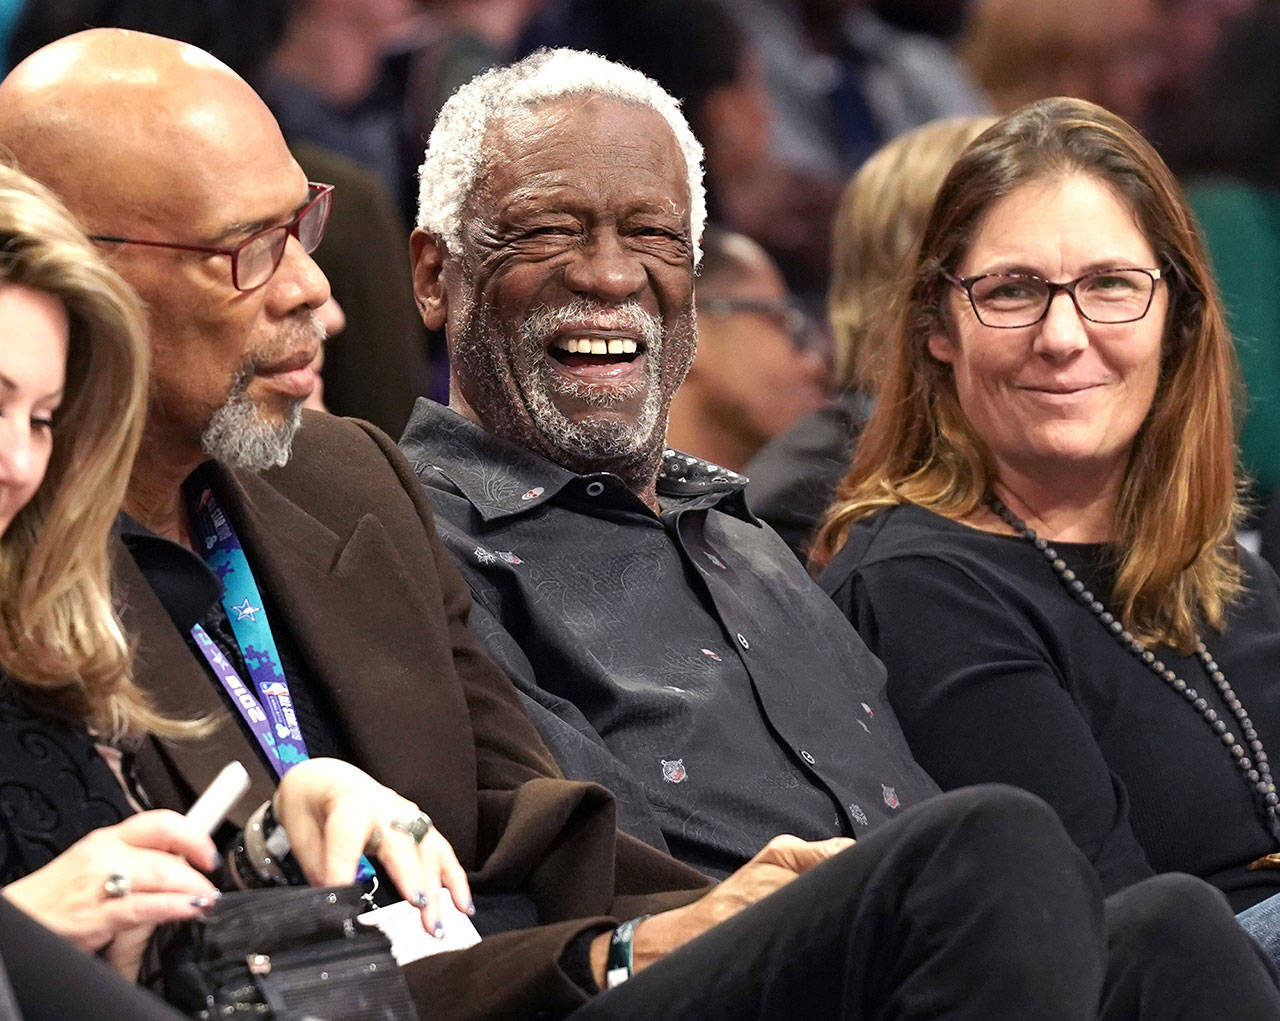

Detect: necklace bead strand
987,496,1280,841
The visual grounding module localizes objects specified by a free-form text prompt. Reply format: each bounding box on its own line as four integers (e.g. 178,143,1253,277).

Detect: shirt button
736,633,750,650
585,481,605,497
800,749,816,765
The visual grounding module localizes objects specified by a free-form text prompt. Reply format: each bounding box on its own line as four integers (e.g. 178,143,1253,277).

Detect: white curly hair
416,47,706,264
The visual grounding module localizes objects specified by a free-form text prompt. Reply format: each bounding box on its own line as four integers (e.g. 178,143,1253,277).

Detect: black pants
0,897,185,1021
577,785,1280,1020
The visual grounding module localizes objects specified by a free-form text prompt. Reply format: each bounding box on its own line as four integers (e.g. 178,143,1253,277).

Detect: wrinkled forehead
468,96,691,219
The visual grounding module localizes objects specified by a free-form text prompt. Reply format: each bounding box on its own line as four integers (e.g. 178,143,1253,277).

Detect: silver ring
389,812,433,846
103,872,131,899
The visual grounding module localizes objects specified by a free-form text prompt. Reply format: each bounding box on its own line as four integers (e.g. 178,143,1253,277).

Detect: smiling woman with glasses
811,96,1280,965
89,181,333,290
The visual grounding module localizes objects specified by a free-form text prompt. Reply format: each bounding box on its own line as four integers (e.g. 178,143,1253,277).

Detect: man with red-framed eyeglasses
88,182,334,293
4,44,335,491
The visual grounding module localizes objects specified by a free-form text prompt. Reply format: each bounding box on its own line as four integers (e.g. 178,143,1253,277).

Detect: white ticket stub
359,893,481,965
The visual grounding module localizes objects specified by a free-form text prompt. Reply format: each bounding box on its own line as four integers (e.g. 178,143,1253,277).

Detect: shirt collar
116,506,223,634
402,398,759,525
402,399,576,521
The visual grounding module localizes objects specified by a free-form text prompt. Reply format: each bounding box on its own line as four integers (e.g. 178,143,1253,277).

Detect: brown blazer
114,411,708,1018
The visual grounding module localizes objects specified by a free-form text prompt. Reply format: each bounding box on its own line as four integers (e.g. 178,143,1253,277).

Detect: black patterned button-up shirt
401,400,938,878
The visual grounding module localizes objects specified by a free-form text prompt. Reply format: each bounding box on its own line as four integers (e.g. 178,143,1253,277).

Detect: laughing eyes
517,223,688,246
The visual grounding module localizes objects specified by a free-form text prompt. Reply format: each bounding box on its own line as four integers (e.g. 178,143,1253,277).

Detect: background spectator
747,115,993,559
957,0,1162,124
666,227,830,472
1152,2,1280,536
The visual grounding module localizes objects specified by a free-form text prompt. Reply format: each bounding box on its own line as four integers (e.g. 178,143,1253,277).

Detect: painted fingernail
466,900,476,917
433,921,444,939
413,891,428,908
190,896,212,908
209,851,224,871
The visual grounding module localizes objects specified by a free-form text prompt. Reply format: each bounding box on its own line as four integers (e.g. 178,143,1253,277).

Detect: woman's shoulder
1241,544,1280,589
822,503,1025,584
0,683,132,884
1231,544,1280,624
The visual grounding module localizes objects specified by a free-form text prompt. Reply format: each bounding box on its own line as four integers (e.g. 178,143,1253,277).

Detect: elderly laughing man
399,48,1280,1018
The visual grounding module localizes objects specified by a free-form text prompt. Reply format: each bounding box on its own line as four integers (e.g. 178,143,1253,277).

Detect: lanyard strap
184,473,307,777
182,472,375,885
191,622,292,771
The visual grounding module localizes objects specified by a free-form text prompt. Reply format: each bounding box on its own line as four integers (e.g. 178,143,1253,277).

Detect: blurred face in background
960,0,1162,124
671,232,829,469
698,260,828,442
0,284,67,537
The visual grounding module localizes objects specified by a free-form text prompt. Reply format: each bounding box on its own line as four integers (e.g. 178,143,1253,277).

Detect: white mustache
521,298,663,347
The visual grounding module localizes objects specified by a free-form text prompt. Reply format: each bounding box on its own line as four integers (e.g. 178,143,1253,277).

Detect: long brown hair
813,98,1243,651
0,165,183,739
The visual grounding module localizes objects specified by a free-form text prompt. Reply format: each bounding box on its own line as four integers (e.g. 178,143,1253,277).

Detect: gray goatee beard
515,297,667,462
201,364,303,471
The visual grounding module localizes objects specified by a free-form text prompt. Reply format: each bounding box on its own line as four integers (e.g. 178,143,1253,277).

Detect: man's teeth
554,337,639,355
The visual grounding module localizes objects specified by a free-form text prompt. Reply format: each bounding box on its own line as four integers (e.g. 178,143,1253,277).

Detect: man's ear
410,228,450,331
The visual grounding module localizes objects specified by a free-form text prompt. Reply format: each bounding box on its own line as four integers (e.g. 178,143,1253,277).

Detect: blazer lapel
209,464,451,817
113,539,277,825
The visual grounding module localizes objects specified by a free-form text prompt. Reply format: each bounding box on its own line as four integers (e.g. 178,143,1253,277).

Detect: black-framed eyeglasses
943,267,1162,328
89,182,335,291
699,296,822,352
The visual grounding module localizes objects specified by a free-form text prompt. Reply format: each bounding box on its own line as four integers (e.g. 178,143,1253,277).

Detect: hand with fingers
0,810,221,979
272,757,473,938
589,833,857,987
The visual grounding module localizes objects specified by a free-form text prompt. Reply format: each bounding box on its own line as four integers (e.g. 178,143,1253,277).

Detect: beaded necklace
987,496,1280,843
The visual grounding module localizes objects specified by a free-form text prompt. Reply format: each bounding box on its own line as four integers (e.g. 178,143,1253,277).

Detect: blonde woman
747,117,993,557
827,116,996,397
0,165,223,982
814,99,1280,933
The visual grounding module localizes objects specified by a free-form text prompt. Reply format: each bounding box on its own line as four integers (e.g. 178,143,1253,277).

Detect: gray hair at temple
416,47,707,264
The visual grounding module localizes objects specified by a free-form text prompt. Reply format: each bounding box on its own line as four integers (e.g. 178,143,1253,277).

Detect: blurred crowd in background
4,0,1279,551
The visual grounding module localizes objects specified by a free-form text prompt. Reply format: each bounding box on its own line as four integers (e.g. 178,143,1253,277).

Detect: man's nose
562,230,646,303
797,346,830,390
268,233,332,316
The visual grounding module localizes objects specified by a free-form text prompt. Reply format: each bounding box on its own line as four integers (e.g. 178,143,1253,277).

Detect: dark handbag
160,884,417,1020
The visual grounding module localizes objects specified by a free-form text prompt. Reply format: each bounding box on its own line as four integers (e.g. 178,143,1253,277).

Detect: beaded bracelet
229,799,306,888
230,800,287,888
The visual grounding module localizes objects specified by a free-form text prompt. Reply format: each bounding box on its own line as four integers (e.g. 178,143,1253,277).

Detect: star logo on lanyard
232,597,261,622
